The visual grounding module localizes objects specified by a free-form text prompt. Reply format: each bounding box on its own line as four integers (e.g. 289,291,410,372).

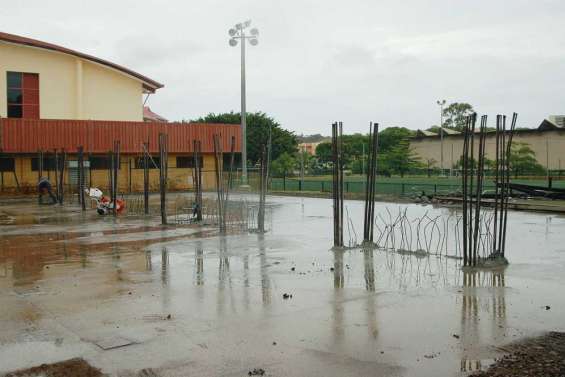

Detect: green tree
509,142,545,177
315,127,416,175
315,142,332,163
380,140,421,177
378,127,415,153
271,152,296,177
193,112,297,164
443,103,474,131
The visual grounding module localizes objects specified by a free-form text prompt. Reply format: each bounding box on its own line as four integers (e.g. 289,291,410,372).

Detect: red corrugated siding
0,118,241,154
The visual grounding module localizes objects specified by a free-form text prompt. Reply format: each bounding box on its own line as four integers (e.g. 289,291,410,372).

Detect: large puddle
0,195,564,376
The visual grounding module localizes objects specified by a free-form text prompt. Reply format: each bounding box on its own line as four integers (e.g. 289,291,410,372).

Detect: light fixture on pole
229,20,259,186
436,99,446,175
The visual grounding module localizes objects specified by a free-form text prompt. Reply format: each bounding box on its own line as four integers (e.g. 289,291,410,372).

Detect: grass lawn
282,175,565,189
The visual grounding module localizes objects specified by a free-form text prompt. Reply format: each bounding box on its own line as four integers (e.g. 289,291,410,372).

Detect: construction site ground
1,194,564,376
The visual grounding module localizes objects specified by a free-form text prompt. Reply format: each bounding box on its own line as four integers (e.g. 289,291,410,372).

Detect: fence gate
68,160,90,190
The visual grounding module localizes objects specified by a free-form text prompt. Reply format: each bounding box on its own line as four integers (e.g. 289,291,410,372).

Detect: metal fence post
401,183,405,195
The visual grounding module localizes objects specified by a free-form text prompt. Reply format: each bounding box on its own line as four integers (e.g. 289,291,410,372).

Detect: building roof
0,118,241,154
441,128,461,135
143,106,168,123
539,118,565,130
416,130,437,137
0,31,164,93
413,118,565,140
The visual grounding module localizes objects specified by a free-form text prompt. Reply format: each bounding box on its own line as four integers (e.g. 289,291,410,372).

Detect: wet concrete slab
1,195,564,376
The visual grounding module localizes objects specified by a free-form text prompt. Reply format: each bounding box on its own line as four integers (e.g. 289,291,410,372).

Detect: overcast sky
2,0,564,135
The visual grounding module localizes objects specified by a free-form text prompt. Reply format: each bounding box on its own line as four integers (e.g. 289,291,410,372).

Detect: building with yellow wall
0,31,162,121
410,118,565,172
0,32,240,193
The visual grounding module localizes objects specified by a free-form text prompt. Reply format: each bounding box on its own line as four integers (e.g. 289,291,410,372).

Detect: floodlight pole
229,21,258,187
240,29,248,186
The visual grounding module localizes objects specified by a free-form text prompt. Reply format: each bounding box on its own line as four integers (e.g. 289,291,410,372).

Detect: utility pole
229,20,259,187
437,99,446,176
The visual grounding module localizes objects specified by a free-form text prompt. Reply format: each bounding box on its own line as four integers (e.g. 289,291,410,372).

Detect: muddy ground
5,358,103,377
472,332,565,377
0,194,564,376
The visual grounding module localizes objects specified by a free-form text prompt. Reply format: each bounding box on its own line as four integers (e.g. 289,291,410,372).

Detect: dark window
31,157,58,171
7,105,22,118
90,157,110,170
222,153,241,171
7,89,22,104
6,71,39,119
135,156,160,169
7,72,21,87
0,158,15,172
176,156,203,168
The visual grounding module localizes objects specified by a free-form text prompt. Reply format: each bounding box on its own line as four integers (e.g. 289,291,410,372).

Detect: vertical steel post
143,142,149,215
159,134,167,225
78,146,86,210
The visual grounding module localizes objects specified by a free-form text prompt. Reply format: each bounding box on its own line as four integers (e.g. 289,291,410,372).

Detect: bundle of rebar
142,142,150,215
461,113,517,266
192,139,203,222
226,136,236,210
54,148,66,205
332,121,344,247
37,150,44,182
77,146,86,210
212,133,235,233
110,141,121,216
158,133,168,224
363,121,379,243
461,113,480,266
258,144,268,233
493,113,517,258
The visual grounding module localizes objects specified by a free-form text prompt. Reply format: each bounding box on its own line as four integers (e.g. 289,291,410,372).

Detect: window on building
7,72,40,119
89,156,121,170
89,157,110,170
31,157,58,171
134,156,160,169
0,158,15,172
222,153,241,171
176,156,203,168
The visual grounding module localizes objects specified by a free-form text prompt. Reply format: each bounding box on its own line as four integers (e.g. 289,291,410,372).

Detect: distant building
0,31,239,192
410,117,565,171
143,106,168,122
299,141,329,156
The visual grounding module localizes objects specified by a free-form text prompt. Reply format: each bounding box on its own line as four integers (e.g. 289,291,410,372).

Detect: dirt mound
4,358,104,377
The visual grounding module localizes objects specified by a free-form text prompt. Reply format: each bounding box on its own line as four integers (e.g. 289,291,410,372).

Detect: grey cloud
2,0,565,134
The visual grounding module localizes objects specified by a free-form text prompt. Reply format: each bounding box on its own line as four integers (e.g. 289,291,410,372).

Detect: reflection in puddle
460,268,507,373
1,196,564,377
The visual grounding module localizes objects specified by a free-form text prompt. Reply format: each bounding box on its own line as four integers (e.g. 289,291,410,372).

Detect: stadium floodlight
228,20,260,186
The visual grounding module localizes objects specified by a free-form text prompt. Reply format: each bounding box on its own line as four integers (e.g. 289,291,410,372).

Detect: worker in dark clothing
38,177,57,204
